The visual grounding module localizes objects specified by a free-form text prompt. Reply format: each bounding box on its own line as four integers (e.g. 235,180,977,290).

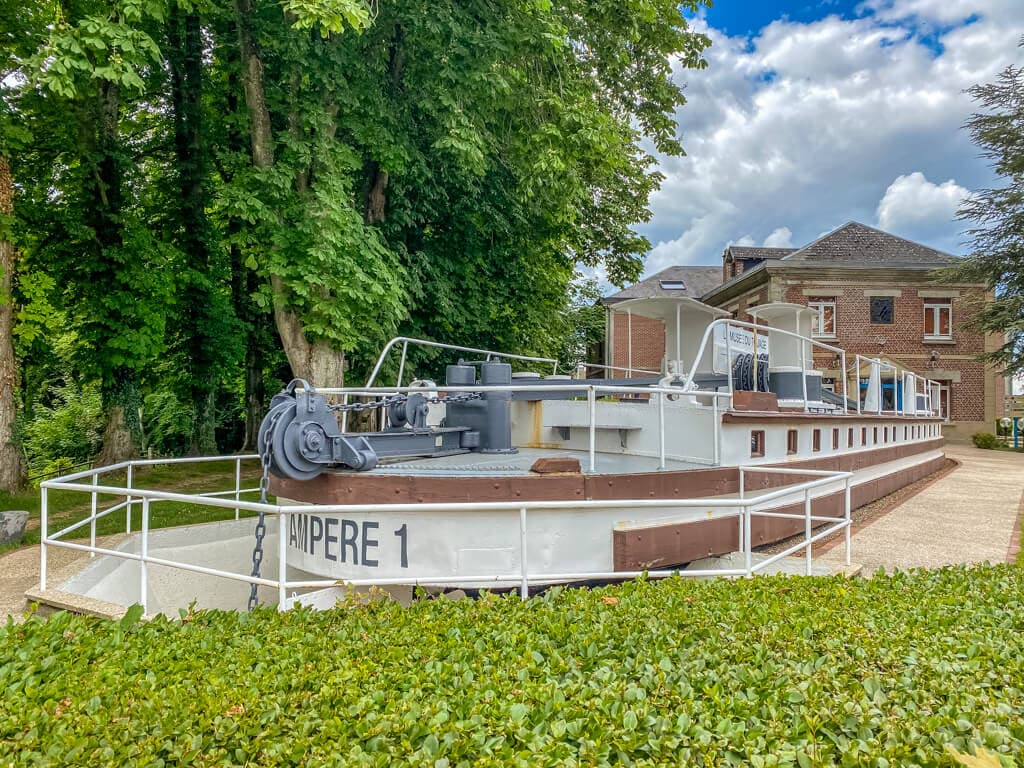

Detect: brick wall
610,312,664,374
784,283,990,425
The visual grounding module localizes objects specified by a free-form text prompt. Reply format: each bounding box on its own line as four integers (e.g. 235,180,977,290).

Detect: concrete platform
820,444,1024,573
685,551,862,578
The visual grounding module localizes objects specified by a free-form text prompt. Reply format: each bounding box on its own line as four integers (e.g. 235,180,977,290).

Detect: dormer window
659,279,686,290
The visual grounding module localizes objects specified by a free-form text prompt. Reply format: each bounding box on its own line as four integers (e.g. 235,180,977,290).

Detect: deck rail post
712,396,720,465
658,390,666,469
519,506,529,601
588,387,596,472
800,335,809,413
725,324,734,408
90,472,99,557
126,463,134,534
840,351,848,414
738,468,746,554
40,485,48,592
140,497,150,615
804,487,812,576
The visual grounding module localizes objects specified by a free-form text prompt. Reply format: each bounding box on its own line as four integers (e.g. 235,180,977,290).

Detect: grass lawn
0,458,268,554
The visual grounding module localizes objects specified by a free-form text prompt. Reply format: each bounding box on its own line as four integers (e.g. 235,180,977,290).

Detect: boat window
873,427,879,444
812,429,821,452
861,427,867,446
847,427,854,447
750,430,765,458
787,429,798,455
832,428,839,450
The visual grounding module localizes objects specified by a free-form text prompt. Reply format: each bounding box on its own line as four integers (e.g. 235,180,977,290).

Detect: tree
954,42,1024,374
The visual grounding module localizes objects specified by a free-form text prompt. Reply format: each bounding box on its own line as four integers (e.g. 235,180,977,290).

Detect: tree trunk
235,0,344,388
170,6,221,456
0,154,23,490
97,371,143,465
89,79,142,461
243,337,265,450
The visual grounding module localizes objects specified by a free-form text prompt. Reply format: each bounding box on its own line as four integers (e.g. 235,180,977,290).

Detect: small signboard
713,324,770,375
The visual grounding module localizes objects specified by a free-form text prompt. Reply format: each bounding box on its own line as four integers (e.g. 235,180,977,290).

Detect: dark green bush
973,432,1001,449
3,567,1024,766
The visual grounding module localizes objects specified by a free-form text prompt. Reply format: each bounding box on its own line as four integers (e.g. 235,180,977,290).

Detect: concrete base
0,511,28,545
56,518,327,617
684,550,862,578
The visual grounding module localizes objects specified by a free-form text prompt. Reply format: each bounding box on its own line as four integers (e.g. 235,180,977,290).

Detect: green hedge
3,567,1024,766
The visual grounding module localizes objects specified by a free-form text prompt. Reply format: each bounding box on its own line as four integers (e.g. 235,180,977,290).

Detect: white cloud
763,226,793,248
875,172,969,241
634,0,1024,279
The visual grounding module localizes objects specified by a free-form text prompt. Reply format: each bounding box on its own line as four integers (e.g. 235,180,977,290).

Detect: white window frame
923,300,952,340
808,297,837,339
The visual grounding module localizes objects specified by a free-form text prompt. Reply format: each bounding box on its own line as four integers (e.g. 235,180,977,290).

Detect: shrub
973,432,1000,449
17,381,103,483
3,567,1024,765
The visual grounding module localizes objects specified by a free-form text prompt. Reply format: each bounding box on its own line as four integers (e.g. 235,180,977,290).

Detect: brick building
603,222,1006,440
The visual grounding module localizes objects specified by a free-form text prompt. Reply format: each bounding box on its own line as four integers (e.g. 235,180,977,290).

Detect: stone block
0,511,28,546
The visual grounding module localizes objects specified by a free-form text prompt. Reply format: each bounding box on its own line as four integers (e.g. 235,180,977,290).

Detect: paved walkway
822,444,1023,573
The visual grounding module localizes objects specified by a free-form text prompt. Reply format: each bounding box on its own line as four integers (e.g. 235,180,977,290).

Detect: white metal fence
40,456,853,615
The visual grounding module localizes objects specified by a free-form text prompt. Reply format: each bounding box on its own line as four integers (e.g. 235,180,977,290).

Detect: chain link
327,391,482,413
248,407,282,612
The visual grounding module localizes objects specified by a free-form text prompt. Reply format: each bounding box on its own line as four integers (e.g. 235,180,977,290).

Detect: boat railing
848,354,941,417
365,337,559,389
316,382,727,469
682,318,851,413
39,456,853,616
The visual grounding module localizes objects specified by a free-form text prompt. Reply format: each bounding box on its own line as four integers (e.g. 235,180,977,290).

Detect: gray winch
257,361,516,481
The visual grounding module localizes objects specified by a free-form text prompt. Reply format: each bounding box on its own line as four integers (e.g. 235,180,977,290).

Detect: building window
808,297,837,338
812,429,821,452
660,279,686,290
936,384,951,422
787,429,798,455
751,430,765,457
870,296,894,324
924,300,952,340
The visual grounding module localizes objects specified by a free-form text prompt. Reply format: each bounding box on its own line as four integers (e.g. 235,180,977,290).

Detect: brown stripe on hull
612,454,947,570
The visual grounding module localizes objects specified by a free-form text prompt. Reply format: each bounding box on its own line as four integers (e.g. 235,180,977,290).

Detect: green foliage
142,388,194,456
973,432,1001,449
949,46,1024,374
3,567,1024,764
283,0,373,35
17,380,103,482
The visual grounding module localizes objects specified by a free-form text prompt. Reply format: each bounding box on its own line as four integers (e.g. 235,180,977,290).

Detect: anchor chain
248,406,283,612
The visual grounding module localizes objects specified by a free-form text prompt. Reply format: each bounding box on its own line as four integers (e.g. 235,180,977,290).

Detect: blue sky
622,0,1024,282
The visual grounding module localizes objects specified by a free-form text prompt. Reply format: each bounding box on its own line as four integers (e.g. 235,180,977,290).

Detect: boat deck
362,447,705,477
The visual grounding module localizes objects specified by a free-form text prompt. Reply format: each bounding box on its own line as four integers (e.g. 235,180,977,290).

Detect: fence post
234,457,242,521
519,506,529,601
743,506,751,578
126,463,134,534
278,509,287,609
658,390,666,470
140,497,150,615
588,387,596,472
40,485,48,592
90,473,99,558
804,487,812,576
844,476,852,567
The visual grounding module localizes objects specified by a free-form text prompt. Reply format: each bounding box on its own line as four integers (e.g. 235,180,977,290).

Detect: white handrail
39,455,854,609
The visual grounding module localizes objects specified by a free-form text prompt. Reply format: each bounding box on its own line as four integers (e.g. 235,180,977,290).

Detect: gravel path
819,444,1024,574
